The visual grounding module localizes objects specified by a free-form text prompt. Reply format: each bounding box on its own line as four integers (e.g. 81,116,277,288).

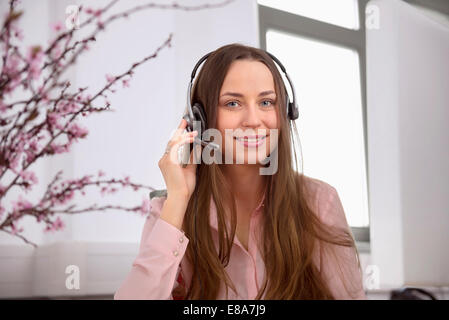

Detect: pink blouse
114,176,366,300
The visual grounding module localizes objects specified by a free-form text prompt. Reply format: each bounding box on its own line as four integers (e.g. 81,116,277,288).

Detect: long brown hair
181,43,362,299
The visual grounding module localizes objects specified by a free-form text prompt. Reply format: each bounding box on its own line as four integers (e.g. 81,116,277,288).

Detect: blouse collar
208,190,266,231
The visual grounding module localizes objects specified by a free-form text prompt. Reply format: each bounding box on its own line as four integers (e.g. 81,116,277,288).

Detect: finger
167,129,197,148
166,119,188,146
187,142,201,167
167,135,196,164
178,118,187,129
176,119,188,136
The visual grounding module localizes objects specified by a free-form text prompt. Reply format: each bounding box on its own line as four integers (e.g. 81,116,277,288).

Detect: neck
221,164,267,211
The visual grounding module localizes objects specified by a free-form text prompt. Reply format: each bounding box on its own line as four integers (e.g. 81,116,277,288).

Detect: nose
241,102,262,128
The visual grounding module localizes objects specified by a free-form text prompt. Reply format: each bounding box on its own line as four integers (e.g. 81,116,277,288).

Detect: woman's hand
158,118,200,202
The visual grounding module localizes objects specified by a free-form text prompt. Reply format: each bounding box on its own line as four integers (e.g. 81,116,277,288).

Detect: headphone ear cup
192,103,207,133
285,89,299,120
288,102,299,120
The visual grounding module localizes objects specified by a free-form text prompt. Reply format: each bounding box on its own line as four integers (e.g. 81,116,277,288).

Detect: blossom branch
0,0,235,246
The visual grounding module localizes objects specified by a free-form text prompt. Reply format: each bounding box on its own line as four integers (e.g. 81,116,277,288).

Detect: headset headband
186,49,299,125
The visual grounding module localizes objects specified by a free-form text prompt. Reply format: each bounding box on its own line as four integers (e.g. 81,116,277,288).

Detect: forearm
159,193,189,231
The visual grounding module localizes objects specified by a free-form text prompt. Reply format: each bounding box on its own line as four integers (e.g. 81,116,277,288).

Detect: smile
234,135,267,147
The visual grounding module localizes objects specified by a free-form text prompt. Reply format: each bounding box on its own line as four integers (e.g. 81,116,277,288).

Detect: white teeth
235,136,266,142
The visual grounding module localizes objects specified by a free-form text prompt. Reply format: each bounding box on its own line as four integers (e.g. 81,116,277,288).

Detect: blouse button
179,237,184,243
173,250,179,257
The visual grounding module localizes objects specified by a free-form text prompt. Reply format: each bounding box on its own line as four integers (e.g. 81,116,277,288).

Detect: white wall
367,0,449,289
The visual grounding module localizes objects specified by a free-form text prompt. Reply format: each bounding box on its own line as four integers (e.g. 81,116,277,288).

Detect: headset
182,49,299,299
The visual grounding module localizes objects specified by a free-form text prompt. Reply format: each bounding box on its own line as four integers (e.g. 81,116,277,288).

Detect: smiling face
216,59,280,165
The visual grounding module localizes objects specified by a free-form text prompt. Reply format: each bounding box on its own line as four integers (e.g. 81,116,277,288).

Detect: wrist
167,189,190,203
160,194,189,231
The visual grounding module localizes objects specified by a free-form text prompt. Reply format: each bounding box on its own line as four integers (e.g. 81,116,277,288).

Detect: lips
234,135,267,148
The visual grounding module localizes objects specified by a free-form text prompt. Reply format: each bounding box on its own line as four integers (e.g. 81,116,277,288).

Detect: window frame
404,0,449,16
258,0,371,250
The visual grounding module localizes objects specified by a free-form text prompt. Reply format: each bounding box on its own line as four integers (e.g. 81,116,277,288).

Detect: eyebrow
220,90,276,98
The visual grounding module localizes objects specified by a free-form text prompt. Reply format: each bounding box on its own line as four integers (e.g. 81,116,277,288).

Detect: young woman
114,43,366,300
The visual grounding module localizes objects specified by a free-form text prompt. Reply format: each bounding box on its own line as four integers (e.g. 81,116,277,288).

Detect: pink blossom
10,22,24,41
16,132,30,153
12,195,33,211
82,94,92,103
105,74,115,83
84,7,101,16
15,28,24,41
98,170,105,177
108,187,117,194
24,149,36,164
0,184,6,195
50,142,70,154
50,43,62,60
57,101,78,115
140,197,150,215
44,217,65,232
26,46,44,63
47,112,64,130
4,74,22,94
100,186,108,196
29,139,39,152
51,21,63,32
26,46,44,80
80,175,92,185
0,101,7,113
54,189,75,205
68,122,88,139
0,205,5,219
122,79,130,88
8,154,19,170
3,54,21,76
39,88,50,104
19,170,39,185
123,176,130,186
11,222,24,235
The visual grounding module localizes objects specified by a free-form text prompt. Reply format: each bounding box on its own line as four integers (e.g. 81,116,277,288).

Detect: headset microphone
182,113,220,151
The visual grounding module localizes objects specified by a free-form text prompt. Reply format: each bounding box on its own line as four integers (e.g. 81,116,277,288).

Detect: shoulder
300,174,336,195
299,174,346,227
300,174,338,207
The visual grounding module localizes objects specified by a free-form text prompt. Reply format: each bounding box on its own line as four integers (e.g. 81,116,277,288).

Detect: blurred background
0,0,448,299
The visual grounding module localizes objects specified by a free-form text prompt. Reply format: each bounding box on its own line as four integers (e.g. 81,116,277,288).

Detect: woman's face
216,59,279,165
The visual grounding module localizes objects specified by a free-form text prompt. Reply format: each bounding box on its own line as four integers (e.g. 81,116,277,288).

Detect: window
258,0,371,244
258,0,360,29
